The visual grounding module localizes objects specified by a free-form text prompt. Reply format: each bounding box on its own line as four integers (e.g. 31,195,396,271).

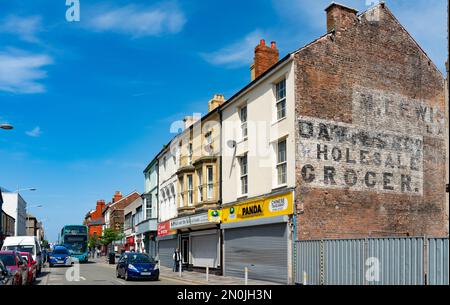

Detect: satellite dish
227,140,237,149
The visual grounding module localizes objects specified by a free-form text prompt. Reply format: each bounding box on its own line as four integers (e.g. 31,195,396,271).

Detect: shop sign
157,221,176,237
170,212,213,229
207,209,221,223
222,192,293,224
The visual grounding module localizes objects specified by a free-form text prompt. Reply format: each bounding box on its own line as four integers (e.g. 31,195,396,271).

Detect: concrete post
244,267,248,285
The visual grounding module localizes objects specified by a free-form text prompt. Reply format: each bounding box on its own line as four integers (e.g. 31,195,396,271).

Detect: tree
99,228,123,248
88,235,100,249
41,239,49,249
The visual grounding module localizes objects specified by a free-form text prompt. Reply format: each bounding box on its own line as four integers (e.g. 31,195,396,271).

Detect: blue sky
0,0,447,242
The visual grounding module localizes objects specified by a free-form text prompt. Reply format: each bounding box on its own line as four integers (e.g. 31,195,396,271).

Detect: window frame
276,139,287,186
187,174,193,206
240,105,248,140
197,168,203,203
239,154,248,196
207,165,214,200
275,79,286,121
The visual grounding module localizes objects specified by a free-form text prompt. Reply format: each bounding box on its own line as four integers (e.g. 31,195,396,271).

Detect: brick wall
295,4,447,240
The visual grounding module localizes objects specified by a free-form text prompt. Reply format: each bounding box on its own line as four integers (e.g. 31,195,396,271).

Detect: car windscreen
127,254,154,264
53,249,69,255
0,254,16,266
4,245,34,254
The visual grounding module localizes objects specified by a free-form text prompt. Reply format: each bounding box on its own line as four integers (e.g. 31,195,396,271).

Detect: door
224,223,288,284
181,237,189,265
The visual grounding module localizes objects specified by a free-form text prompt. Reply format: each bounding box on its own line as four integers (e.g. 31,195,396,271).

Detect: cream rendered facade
221,59,296,204
158,138,180,222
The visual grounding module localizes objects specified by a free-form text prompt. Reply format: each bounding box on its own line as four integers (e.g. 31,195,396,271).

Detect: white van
1,236,43,274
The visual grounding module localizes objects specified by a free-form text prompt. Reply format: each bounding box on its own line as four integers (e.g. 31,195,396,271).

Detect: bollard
206,266,209,282
179,263,182,278
303,271,308,285
244,267,248,285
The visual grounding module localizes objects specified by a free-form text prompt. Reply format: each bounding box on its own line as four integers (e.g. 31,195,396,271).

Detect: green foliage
41,240,49,249
88,235,100,248
99,228,124,246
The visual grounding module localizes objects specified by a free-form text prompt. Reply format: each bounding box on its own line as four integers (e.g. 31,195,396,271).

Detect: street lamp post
0,123,13,245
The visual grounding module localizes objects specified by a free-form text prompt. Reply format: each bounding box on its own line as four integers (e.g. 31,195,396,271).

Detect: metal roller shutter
191,233,219,268
224,223,288,284
158,238,177,268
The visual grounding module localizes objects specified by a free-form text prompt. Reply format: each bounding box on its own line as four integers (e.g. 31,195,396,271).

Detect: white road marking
115,280,125,285
80,276,86,281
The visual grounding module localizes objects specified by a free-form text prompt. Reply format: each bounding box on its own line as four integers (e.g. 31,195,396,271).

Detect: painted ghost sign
352,87,445,138
298,116,423,195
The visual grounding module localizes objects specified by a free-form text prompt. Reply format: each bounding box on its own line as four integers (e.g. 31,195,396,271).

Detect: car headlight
128,264,139,272
153,263,159,270
49,256,55,260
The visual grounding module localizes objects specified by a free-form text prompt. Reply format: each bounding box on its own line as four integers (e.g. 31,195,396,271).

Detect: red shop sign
157,221,175,237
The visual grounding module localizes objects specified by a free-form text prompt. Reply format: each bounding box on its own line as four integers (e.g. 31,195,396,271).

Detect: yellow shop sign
207,209,222,223
222,192,293,223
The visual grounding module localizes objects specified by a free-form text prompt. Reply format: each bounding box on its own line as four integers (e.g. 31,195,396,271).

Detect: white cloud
85,2,186,38
0,48,53,94
26,126,42,137
200,30,264,68
0,15,43,43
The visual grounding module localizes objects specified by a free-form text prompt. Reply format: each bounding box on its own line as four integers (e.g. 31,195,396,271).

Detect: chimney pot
271,41,276,49
260,39,265,46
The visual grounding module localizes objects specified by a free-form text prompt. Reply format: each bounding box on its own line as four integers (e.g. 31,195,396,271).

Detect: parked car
1,236,43,274
0,251,28,285
48,246,73,267
20,252,37,284
116,252,159,281
0,259,14,286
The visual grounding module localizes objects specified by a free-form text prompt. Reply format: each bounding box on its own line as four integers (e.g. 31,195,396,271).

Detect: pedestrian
172,248,182,272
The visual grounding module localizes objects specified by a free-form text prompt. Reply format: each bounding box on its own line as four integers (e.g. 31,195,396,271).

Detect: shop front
125,235,135,251
157,220,178,268
221,191,294,284
170,212,221,272
136,218,158,255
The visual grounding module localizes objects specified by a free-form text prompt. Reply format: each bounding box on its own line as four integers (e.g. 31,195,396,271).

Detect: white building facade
139,159,159,257
2,192,27,236
156,138,181,268
123,197,144,252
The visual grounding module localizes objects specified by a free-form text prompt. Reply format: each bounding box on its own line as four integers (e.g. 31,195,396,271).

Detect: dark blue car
48,246,73,267
116,252,159,281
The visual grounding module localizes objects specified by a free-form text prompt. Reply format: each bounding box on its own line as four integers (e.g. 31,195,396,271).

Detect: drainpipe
219,108,224,276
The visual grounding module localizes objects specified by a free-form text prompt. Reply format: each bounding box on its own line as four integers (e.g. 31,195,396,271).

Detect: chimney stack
96,200,106,215
112,191,122,203
250,39,279,81
208,94,225,112
183,114,201,130
325,2,358,33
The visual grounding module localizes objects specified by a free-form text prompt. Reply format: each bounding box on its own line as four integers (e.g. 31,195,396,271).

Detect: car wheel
116,269,121,278
124,270,130,281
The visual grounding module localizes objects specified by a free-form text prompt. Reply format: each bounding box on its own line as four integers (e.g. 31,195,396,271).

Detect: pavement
37,260,182,285
94,257,280,285
36,257,280,285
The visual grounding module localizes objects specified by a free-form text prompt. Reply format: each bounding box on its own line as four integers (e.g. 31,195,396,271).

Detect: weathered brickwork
295,4,447,240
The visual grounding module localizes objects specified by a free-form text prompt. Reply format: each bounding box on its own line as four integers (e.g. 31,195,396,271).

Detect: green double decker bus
60,225,89,263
